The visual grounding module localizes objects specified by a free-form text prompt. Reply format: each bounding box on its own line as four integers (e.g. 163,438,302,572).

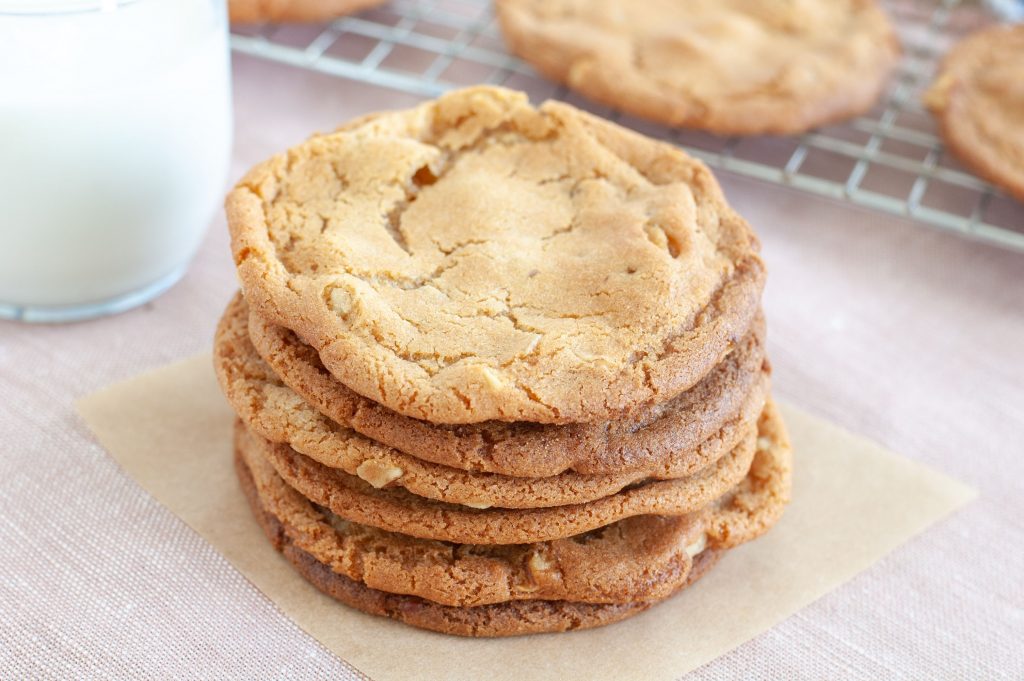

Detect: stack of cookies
215,86,792,637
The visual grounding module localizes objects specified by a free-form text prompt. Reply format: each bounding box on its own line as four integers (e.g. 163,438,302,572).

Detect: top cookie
924,24,1024,203
496,0,899,136
227,86,763,424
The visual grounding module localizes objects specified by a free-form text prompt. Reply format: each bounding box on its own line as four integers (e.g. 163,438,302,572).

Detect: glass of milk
0,0,231,322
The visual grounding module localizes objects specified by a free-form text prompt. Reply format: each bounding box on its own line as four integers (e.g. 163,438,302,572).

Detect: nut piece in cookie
355,460,404,488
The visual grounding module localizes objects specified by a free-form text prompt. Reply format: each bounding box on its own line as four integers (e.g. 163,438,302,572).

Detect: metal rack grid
231,0,1024,253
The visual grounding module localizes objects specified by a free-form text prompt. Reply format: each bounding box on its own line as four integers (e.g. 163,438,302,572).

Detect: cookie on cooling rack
924,24,1024,203
495,0,900,136
229,0,386,24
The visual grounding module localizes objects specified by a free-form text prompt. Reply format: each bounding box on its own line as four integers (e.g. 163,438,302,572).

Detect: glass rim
0,0,144,16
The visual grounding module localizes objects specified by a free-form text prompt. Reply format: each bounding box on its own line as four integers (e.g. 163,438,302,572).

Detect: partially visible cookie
705,401,792,549
285,543,705,637
236,405,788,607
245,294,770,477
215,293,769,510
217,296,764,509
241,418,757,544
229,0,386,24
226,86,764,424
241,443,725,636
924,24,1024,203
495,0,899,136
237,436,709,606
236,400,789,544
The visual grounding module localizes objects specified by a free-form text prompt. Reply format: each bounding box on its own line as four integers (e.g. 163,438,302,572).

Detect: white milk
0,0,231,320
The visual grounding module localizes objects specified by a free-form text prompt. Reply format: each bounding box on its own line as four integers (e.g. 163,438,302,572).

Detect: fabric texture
0,53,1022,679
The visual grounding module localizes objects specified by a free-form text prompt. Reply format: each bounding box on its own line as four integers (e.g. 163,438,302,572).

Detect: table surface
1,51,1022,681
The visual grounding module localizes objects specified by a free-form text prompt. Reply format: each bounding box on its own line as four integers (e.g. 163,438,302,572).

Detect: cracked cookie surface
227,86,764,424
924,24,1024,203
496,0,899,135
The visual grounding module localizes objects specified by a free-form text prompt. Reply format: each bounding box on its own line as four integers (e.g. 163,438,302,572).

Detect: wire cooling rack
231,0,1024,253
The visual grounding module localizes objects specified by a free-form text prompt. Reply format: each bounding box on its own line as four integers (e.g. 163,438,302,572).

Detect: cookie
236,437,709,606
495,0,899,136
236,399,789,544
286,544,717,637
215,294,768,508
229,0,386,24
284,544,721,637
240,419,757,544
246,294,770,477
241,444,725,636
924,24,1024,203
235,409,787,607
226,86,764,424
220,304,764,509
705,402,792,549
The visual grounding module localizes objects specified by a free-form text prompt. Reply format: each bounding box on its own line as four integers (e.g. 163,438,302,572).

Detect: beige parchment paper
76,354,976,681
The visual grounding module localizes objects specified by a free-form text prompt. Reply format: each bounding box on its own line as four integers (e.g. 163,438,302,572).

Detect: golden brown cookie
229,0,386,24
235,408,788,607
220,309,763,510
245,294,770,477
239,419,756,543
705,402,792,549
495,0,899,136
237,436,709,606
237,444,725,636
214,293,769,508
285,545,718,637
236,399,789,544
924,24,1024,203
226,86,764,424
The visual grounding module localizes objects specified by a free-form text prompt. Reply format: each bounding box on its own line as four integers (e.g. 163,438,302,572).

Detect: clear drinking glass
0,0,232,322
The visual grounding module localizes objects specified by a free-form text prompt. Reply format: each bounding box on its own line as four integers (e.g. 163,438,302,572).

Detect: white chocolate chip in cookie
527,551,561,587
328,287,352,315
355,460,403,488
684,534,707,558
475,365,505,391
521,334,541,355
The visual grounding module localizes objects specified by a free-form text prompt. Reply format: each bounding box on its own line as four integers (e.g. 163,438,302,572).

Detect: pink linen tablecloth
1,53,1022,680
